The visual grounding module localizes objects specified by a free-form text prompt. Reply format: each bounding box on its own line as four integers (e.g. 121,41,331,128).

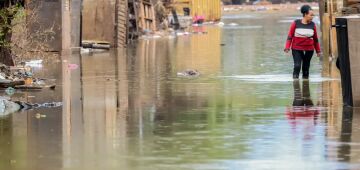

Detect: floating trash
177,69,200,78
25,60,43,68
5,87,15,96
35,113,47,119
217,22,225,26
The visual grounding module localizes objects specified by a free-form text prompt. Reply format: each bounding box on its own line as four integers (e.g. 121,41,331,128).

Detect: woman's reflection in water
286,80,320,141
287,80,320,119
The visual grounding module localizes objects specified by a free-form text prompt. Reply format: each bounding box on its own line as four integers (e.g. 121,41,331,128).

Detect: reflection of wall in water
330,108,360,163
128,40,173,129
127,38,219,133
320,79,342,146
346,108,360,163
61,51,129,169
0,116,14,169
82,51,119,157
173,27,221,75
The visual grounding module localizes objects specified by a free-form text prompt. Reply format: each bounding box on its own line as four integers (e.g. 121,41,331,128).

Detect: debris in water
25,60,43,68
177,69,200,77
49,85,56,90
35,113,41,119
68,64,79,70
1,98,62,117
217,22,225,26
5,87,15,96
82,41,111,50
35,113,47,119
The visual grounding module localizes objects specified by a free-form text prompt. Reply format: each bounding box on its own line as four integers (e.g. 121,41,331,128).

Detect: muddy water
1,12,359,170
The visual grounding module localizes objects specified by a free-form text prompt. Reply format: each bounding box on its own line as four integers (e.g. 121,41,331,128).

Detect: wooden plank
150,5,156,31
82,0,117,46
116,0,128,48
140,2,146,30
134,0,156,32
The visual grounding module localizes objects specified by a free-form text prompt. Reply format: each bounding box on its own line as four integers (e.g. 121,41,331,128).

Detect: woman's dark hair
300,5,312,17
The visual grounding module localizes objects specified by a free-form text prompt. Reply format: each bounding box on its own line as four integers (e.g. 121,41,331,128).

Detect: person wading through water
284,5,321,79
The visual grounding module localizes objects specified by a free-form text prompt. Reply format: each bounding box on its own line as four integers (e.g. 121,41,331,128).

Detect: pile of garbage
0,64,31,79
0,63,55,90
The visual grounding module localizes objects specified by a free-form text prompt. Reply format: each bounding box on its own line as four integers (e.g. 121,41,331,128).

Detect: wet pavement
0,12,359,170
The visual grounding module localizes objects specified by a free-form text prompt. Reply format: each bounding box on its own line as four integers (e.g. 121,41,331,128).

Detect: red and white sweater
285,19,321,53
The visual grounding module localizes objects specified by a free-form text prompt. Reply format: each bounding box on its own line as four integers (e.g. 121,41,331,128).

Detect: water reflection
286,81,320,144
0,79,63,169
287,81,320,119
60,50,130,169
1,12,360,170
338,107,353,162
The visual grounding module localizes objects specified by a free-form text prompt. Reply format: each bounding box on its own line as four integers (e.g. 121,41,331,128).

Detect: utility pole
62,0,71,52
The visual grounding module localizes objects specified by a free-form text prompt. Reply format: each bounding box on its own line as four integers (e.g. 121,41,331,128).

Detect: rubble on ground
342,3,360,14
0,63,56,90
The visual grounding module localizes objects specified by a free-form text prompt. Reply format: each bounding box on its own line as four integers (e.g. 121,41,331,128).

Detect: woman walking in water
284,5,321,79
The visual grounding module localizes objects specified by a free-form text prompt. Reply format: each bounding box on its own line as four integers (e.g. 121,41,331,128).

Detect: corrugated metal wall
173,0,222,21
191,0,221,21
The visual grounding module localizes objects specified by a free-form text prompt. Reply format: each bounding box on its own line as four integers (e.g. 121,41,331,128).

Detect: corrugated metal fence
174,0,222,21
191,0,222,21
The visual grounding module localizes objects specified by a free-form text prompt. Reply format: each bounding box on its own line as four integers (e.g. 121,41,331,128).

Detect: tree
0,0,24,66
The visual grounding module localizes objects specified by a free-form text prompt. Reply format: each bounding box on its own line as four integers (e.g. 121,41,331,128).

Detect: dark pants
292,80,314,106
292,50,314,79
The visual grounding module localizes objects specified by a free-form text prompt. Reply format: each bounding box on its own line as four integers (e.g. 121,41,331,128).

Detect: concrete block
348,17,360,107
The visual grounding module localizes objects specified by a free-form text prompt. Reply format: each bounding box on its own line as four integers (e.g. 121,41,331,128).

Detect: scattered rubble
342,3,360,15
0,63,56,90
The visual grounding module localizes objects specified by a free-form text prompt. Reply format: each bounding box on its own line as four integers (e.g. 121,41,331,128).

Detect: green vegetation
0,0,24,66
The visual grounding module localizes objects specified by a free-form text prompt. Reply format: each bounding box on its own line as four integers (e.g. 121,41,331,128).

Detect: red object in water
286,106,320,119
68,64,79,70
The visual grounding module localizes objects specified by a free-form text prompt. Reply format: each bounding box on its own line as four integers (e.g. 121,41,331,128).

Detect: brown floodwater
1,12,359,170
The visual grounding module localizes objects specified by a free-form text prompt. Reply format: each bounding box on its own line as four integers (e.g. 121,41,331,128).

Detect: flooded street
1,12,359,170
